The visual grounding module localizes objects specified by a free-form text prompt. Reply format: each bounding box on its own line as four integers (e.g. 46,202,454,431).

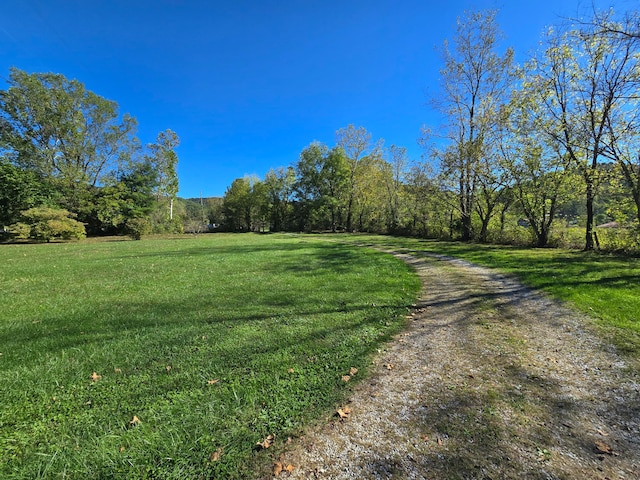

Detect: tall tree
535,21,636,249
264,167,295,232
590,10,640,226
223,177,252,231
431,10,514,240
496,93,572,247
382,145,408,233
148,129,180,221
335,125,381,232
294,142,349,231
0,68,137,188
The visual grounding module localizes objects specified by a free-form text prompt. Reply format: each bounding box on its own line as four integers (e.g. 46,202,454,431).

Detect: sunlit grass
1,233,419,479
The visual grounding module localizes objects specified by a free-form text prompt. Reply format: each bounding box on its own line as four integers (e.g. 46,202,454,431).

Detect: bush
125,217,152,240
10,207,86,242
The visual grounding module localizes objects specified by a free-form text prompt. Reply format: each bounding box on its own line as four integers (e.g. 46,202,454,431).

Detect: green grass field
330,234,640,357
3,233,638,479
1,234,420,479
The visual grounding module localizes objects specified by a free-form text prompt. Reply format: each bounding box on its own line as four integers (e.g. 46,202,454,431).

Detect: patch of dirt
276,252,640,479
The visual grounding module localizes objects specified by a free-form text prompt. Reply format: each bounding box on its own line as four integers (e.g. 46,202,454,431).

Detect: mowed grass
0,234,420,479
331,234,640,357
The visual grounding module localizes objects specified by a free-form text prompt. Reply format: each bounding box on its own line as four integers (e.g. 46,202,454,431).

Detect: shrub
125,217,152,240
10,207,86,242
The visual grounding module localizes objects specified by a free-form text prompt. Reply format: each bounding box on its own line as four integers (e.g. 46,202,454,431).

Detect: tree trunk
585,178,595,251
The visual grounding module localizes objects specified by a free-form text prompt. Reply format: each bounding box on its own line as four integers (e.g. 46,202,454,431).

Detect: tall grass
1,234,419,479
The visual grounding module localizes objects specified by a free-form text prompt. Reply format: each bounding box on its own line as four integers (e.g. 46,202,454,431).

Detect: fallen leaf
437,437,443,446
341,375,351,382
114,368,122,374
287,368,295,373
385,364,394,370
257,435,274,449
286,437,293,444
285,464,295,473
90,372,102,382
349,367,358,376
594,440,613,455
209,447,223,461
207,379,220,385
129,415,141,426
273,462,283,476
336,406,351,419
165,365,172,372
421,435,429,442
596,429,609,437
119,446,125,453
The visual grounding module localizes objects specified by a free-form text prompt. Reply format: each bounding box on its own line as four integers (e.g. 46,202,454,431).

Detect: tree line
221,8,640,252
0,68,180,240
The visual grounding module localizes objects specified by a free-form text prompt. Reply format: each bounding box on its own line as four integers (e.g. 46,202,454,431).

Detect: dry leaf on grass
165,365,172,372
349,367,358,376
385,363,394,370
341,375,351,382
129,415,141,426
207,379,220,385
209,447,223,462
287,368,295,373
90,372,102,382
256,435,274,449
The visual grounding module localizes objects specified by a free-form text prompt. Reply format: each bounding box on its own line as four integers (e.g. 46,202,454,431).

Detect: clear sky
1,0,627,198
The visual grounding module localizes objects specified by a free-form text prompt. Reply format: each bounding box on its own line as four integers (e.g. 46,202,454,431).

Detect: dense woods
220,9,640,252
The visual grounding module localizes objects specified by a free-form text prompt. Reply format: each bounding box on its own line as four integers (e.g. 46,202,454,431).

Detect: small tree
11,207,86,242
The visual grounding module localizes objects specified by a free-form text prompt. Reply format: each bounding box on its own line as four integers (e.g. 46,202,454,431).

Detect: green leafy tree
0,68,138,200
148,129,180,223
336,125,382,232
294,142,349,231
223,177,252,231
533,20,637,249
382,145,409,233
430,10,514,241
264,167,295,232
0,162,52,228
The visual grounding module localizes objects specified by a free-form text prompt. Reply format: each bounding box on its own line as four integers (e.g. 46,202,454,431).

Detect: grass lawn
1,233,420,479
329,234,640,358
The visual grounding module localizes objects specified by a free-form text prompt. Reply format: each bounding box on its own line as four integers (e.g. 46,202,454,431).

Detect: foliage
0,234,419,478
430,10,514,241
0,162,53,227
125,216,152,240
0,68,138,188
0,68,178,238
147,129,180,222
10,206,86,241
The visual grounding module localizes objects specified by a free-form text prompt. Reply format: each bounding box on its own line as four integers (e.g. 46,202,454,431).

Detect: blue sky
1,0,626,198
